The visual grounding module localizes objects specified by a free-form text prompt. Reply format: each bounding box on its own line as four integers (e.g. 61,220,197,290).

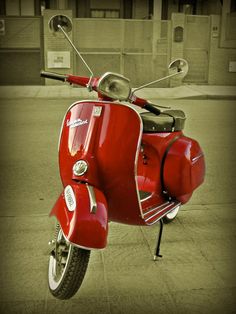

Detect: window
231,0,236,13
90,0,121,18
220,0,236,47
40,0,50,14
90,9,120,18
5,0,35,16
178,0,197,15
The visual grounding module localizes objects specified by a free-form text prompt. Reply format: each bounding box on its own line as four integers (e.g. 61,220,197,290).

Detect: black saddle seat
141,109,186,133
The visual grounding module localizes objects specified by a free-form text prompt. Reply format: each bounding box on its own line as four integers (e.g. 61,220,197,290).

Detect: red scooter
42,19,205,300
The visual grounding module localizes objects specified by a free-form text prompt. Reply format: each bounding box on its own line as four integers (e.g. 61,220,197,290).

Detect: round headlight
97,72,131,101
73,160,88,176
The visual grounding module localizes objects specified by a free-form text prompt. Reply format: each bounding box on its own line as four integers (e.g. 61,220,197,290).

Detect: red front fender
50,184,108,249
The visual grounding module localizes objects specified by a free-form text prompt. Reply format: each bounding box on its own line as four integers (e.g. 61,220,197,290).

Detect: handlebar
40,70,91,87
143,103,161,115
40,70,161,115
40,71,68,82
130,96,161,115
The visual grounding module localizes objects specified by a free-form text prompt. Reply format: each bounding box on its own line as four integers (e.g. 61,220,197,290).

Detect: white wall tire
48,224,90,299
163,205,180,224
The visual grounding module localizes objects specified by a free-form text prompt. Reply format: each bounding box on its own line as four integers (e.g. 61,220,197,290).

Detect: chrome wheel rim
166,205,180,220
48,229,71,290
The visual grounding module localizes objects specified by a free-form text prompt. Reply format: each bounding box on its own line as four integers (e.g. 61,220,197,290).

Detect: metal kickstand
153,219,164,261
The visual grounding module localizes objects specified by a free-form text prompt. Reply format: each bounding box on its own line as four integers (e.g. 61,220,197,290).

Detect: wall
184,15,210,83
132,0,149,19
0,8,236,86
170,12,236,86
0,17,42,85
170,13,211,85
0,17,40,48
208,14,236,85
72,18,169,87
73,19,168,86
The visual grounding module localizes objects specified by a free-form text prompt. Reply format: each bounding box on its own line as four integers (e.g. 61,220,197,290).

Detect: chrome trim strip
145,202,181,226
140,196,152,202
140,193,153,203
145,202,175,222
125,104,144,220
97,72,130,89
143,201,170,218
191,153,204,164
59,224,100,251
145,210,171,226
86,184,97,214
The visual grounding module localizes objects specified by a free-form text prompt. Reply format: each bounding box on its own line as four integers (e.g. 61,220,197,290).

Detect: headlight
73,160,88,176
97,72,131,101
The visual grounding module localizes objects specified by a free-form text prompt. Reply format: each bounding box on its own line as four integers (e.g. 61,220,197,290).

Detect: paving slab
0,204,235,314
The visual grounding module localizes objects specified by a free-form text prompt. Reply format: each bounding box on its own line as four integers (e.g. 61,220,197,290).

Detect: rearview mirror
168,59,188,80
130,58,189,96
49,15,72,33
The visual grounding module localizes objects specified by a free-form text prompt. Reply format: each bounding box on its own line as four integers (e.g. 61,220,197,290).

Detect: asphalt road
0,97,235,314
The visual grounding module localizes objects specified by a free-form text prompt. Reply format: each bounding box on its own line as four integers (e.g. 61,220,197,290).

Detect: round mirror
168,58,188,80
49,15,72,33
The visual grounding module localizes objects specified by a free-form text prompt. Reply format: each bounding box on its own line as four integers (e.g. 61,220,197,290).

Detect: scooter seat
141,110,186,133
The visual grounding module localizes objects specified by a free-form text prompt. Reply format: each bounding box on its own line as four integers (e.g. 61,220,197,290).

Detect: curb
0,86,235,100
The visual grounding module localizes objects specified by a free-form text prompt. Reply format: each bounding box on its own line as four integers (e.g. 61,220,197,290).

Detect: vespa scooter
42,19,205,300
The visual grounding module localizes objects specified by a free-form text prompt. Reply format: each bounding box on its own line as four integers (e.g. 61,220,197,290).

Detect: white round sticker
64,185,76,212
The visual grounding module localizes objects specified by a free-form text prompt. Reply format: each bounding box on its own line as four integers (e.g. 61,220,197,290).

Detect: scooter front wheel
163,205,180,224
48,224,90,300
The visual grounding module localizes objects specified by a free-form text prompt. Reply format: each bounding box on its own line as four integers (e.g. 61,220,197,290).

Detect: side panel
137,132,205,209
163,136,205,203
50,184,108,249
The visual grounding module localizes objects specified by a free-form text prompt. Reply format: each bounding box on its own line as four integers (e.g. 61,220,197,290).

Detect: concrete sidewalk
0,84,235,100
0,96,235,314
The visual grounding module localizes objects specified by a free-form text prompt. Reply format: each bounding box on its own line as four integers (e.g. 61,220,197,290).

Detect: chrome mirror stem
130,71,182,98
58,25,94,90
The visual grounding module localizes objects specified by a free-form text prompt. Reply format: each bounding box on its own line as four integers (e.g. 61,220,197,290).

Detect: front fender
50,184,108,249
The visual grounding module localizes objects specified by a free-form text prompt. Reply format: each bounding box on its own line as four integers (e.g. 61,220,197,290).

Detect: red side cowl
50,184,108,249
163,136,205,203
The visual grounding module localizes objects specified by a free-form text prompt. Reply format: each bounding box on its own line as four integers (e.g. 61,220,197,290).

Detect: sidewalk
0,84,235,100
0,93,235,314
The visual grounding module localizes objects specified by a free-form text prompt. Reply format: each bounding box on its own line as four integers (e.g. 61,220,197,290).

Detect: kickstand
153,219,164,261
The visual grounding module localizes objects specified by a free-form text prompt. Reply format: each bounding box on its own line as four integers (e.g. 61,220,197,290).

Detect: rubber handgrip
40,71,67,82
144,103,161,115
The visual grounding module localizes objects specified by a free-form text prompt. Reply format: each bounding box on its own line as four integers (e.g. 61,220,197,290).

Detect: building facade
0,0,235,86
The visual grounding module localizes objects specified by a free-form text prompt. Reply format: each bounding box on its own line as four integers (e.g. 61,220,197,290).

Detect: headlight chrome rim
73,160,88,176
97,72,131,101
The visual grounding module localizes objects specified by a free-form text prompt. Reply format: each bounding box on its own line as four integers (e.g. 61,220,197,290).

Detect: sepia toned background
0,0,236,87
0,0,236,313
